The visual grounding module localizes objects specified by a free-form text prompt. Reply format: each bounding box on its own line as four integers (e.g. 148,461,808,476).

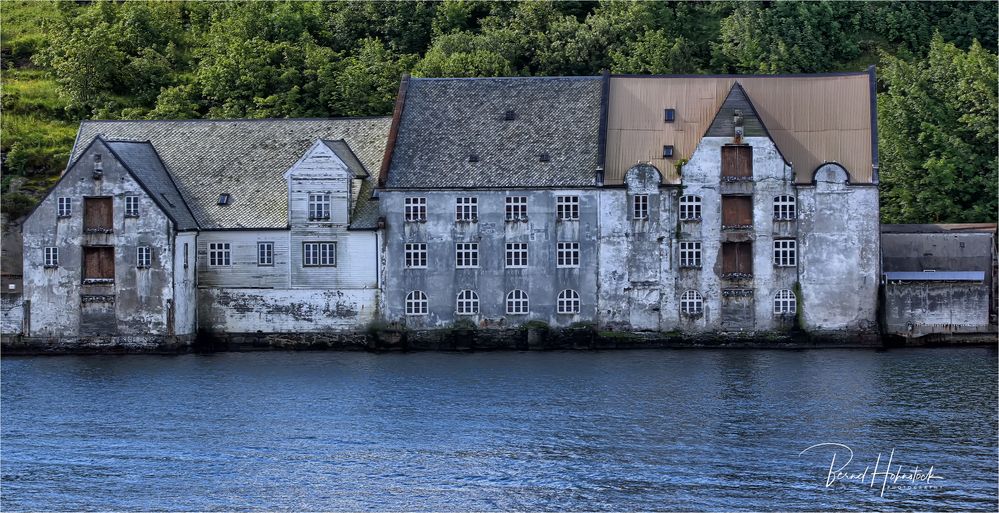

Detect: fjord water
2,348,996,511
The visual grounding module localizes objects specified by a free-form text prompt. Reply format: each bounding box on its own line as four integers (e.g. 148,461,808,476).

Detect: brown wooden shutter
83,247,115,279
721,146,753,178
722,242,753,274
722,196,753,226
84,197,113,230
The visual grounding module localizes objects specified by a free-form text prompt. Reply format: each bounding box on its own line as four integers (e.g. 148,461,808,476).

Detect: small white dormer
284,139,370,226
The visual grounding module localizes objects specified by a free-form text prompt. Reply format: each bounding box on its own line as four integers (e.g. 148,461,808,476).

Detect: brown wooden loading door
84,197,113,231
722,196,753,227
721,242,753,275
83,246,115,281
721,145,753,178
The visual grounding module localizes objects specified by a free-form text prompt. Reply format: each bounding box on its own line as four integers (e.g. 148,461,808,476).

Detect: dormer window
539,152,550,162
468,154,479,163
664,108,676,123
663,145,674,158
504,110,516,121
217,193,231,205
308,193,331,220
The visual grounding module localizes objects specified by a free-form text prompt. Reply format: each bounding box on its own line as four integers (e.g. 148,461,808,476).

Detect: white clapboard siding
289,231,377,289
197,231,290,289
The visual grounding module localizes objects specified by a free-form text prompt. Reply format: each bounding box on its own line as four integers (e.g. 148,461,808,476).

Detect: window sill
455,266,480,269
556,217,580,223
504,218,529,223
679,217,701,222
43,265,59,269
681,312,704,319
136,265,150,270
556,265,580,269
773,217,796,222
774,264,797,268
505,266,529,270
455,218,479,224
679,265,702,270
57,214,71,219
404,219,428,224
124,214,140,218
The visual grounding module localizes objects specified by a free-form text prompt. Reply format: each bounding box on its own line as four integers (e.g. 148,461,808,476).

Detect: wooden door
721,145,752,178
721,242,753,274
84,197,113,231
83,246,115,280
722,196,753,226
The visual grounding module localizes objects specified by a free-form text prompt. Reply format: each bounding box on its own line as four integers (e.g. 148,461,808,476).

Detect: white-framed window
557,289,580,314
44,247,59,267
505,196,527,220
257,242,274,266
404,243,427,268
455,242,479,268
308,193,332,220
136,246,151,268
506,289,529,314
774,289,797,314
556,242,579,268
125,195,140,217
679,195,701,220
633,194,649,219
556,195,579,220
303,241,336,267
405,290,429,315
456,290,479,314
680,290,703,315
208,243,231,267
57,197,72,217
405,197,427,222
505,242,528,268
773,239,797,267
455,197,477,221
774,195,796,220
679,241,702,268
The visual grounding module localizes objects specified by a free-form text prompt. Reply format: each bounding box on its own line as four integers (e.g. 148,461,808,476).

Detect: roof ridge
81,116,392,124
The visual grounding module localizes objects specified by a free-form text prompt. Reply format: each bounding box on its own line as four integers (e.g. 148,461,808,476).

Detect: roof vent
539,152,551,162
468,154,479,163
662,145,674,158
664,108,676,123
218,193,231,205
504,110,516,121
733,109,744,141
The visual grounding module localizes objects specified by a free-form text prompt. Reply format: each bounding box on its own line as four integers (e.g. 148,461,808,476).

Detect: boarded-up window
722,242,753,274
83,246,115,280
84,197,113,231
722,196,753,226
721,145,752,178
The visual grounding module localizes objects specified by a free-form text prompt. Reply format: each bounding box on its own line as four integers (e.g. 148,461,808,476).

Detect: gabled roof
101,139,200,231
73,118,390,229
384,76,603,189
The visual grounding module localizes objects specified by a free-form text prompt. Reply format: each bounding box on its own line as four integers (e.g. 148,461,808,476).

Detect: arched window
679,195,702,220
506,289,529,315
774,289,797,314
773,195,796,220
405,291,428,316
456,290,479,314
680,290,703,316
557,289,580,314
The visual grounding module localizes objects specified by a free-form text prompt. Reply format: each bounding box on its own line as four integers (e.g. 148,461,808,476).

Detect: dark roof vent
468,154,479,163
538,152,551,162
662,145,674,158
664,108,676,123
504,110,516,121
218,193,231,205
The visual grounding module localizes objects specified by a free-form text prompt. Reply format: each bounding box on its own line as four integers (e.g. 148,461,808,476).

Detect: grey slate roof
385,77,603,189
322,140,370,178
102,139,200,231
73,118,391,229
884,271,986,282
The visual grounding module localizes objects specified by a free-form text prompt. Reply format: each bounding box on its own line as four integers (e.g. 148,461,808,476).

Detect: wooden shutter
84,197,113,230
722,196,753,226
722,242,753,274
721,146,753,178
83,247,115,279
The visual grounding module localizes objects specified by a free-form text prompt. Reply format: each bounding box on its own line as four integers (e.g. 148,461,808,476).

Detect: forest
1,0,996,223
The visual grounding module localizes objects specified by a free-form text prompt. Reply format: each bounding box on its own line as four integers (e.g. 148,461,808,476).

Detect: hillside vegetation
2,0,996,223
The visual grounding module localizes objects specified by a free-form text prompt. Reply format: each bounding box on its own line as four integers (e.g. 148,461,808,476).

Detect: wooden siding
605,74,873,184
289,178,350,226
197,231,290,289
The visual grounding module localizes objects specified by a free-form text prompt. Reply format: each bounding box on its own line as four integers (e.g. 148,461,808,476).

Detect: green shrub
1,191,36,219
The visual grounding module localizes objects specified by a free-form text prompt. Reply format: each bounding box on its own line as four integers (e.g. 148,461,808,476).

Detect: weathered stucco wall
197,288,377,332
884,282,990,337
22,139,177,337
797,164,880,333
1,294,23,335
173,231,197,335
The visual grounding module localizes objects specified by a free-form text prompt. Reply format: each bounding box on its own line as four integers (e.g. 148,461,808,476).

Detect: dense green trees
2,0,997,222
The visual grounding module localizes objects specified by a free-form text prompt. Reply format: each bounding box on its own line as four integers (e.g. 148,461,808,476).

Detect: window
125,195,140,217
303,242,336,267
680,290,703,316
136,246,151,268
209,243,231,267
505,243,528,268
83,246,114,281
774,289,797,314
57,197,72,218
664,108,676,123
663,145,674,158
257,242,274,266
406,291,429,316
183,243,189,269
308,193,331,220
722,196,753,227
721,242,753,275
455,243,479,268
557,289,580,314
405,197,426,222
556,242,579,268
506,289,529,314
456,290,479,314
455,197,477,221
679,195,701,220
83,197,113,232
556,196,579,220
774,195,796,220
505,196,527,220
773,239,797,267
404,243,427,268
632,194,649,219
721,145,753,178
44,247,59,267
679,242,702,268
217,193,230,205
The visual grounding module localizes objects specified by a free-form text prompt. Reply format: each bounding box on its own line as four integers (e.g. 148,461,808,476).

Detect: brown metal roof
605,72,875,185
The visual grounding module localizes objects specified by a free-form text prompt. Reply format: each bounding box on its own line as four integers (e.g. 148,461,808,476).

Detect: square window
505,242,528,268
679,195,701,220
136,246,151,268
556,242,579,268
505,196,527,221
209,243,231,267
556,196,579,220
455,197,477,221
455,243,479,268
680,241,702,268
773,240,797,267
405,243,427,268
405,197,427,222
663,145,674,158
664,108,676,123
632,194,649,220
303,242,336,267
125,196,140,217
57,198,72,218
774,195,796,220
257,242,274,266
308,193,332,220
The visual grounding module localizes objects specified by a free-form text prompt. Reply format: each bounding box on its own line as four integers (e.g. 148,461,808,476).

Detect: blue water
2,348,996,511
